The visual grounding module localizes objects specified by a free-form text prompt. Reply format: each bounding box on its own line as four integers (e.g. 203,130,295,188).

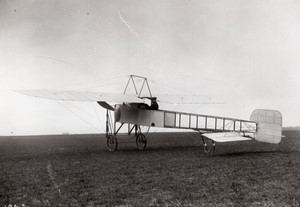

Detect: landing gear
201,135,216,154
107,135,118,152
135,126,148,150
136,133,147,150
105,109,118,151
104,108,148,151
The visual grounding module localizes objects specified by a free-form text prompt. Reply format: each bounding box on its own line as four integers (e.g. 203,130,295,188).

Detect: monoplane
17,75,282,153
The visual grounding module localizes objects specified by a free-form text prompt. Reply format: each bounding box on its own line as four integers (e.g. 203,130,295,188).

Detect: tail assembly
250,109,282,144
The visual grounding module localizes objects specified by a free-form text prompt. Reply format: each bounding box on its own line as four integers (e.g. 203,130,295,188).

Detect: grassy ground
0,131,299,207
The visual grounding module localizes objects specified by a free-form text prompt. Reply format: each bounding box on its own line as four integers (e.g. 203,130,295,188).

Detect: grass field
0,131,299,207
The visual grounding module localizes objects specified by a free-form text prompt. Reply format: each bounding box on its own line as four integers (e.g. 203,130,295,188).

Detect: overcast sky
0,0,299,135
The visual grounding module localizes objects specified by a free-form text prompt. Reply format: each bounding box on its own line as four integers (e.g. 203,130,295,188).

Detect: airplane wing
16,89,143,103
202,132,253,142
17,90,223,105
154,94,224,104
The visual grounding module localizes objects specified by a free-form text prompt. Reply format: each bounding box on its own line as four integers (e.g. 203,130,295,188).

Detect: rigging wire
80,76,127,91
66,101,98,118
244,122,256,131
224,121,233,132
148,78,211,99
55,100,102,132
51,75,127,91
108,110,114,134
92,103,106,132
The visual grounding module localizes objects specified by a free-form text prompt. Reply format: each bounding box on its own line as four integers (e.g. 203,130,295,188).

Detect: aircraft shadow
212,150,289,157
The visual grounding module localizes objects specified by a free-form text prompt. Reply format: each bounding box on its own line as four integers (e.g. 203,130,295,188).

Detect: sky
0,0,300,135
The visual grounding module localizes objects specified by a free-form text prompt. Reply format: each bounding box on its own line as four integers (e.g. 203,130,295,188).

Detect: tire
136,133,147,150
107,135,118,152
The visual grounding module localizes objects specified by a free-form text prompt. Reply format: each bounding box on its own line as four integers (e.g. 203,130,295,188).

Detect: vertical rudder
250,109,282,144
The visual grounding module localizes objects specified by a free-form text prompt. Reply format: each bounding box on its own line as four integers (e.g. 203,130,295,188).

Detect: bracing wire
63,101,108,133
223,120,233,131
66,102,97,118
148,78,211,99
244,122,256,131
55,101,102,132
148,79,188,94
108,110,114,134
51,75,127,91
81,76,128,91
92,103,106,132
223,121,233,134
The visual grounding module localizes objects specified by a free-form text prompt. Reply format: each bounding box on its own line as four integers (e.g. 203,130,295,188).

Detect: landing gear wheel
202,136,215,154
107,135,118,152
136,133,147,150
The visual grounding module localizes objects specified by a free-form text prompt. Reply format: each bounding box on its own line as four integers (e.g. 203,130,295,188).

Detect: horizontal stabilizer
16,90,143,103
203,132,253,143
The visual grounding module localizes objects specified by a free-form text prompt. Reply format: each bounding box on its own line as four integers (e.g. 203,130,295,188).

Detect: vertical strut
233,121,236,131
240,121,242,132
106,109,109,138
215,118,217,131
